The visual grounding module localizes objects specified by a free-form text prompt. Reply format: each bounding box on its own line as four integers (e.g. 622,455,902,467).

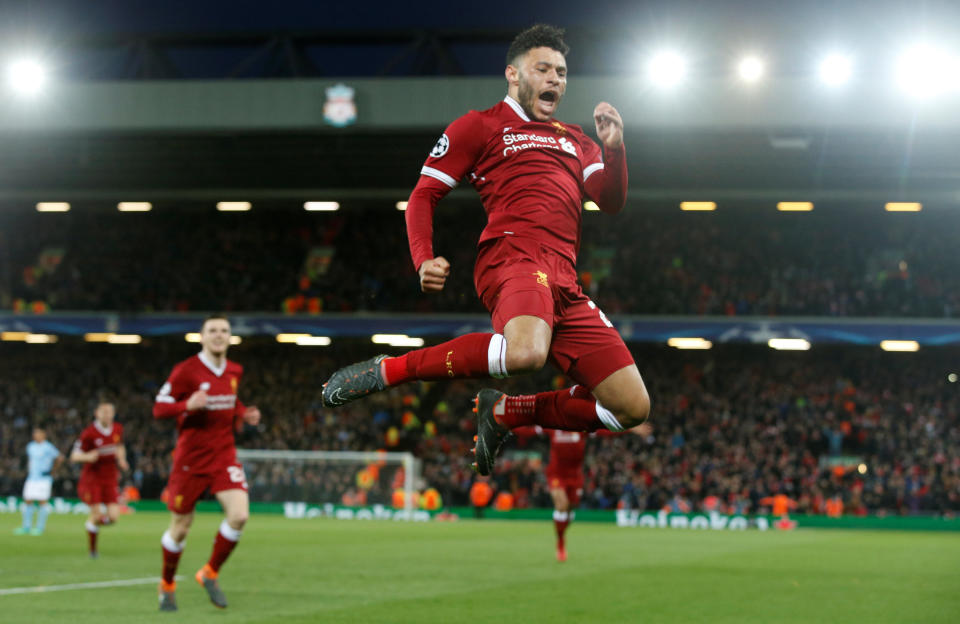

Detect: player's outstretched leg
321,355,388,407
471,389,511,476
322,333,509,408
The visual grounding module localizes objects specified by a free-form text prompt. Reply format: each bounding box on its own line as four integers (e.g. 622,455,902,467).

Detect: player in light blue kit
15,426,62,536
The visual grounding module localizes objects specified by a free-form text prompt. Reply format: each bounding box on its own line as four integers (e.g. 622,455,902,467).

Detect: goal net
236,449,421,518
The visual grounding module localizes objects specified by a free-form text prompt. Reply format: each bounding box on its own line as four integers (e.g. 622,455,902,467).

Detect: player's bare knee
612,389,651,429
504,345,548,375
227,510,249,530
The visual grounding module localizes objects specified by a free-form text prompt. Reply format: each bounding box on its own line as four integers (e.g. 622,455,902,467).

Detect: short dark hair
96,391,116,406
506,24,569,66
201,314,230,331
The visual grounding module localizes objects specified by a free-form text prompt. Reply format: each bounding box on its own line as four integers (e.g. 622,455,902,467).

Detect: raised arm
583,101,627,215
406,176,455,292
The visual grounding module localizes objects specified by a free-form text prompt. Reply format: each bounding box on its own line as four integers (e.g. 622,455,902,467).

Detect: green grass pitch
1,511,958,623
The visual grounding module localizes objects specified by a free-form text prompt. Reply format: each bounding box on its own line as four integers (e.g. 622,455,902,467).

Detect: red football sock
162,548,182,584
85,521,99,553
554,520,569,545
161,530,183,584
382,333,502,385
499,386,607,432
207,520,242,573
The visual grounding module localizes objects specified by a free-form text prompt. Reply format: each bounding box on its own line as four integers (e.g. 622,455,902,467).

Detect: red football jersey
74,421,124,482
419,96,611,266
544,429,590,481
513,425,620,481
153,352,245,474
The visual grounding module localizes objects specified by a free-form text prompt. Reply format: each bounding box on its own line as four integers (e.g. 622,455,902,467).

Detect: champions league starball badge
323,83,357,128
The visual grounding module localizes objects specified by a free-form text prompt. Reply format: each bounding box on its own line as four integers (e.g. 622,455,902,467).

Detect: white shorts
23,477,53,502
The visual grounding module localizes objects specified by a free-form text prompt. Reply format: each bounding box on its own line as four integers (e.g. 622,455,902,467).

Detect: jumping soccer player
153,315,262,612
514,418,651,561
71,395,128,558
322,24,650,475
15,426,62,536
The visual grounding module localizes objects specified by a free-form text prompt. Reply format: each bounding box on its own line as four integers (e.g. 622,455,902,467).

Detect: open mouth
539,91,558,104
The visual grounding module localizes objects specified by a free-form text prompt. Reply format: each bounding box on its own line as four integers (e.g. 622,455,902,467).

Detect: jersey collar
94,421,114,436
198,351,227,377
503,95,531,122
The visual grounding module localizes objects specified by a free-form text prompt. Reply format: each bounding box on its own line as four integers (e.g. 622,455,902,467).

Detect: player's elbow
599,200,624,215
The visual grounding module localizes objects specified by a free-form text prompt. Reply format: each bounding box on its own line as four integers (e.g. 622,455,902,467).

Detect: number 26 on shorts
227,465,247,487
587,300,614,328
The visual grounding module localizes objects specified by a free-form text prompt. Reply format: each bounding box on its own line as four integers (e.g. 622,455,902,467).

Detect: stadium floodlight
36,202,70,212
880,340,919,352
372,334,425,347
295,336,332,346
768,338,810,351
647,51,687,88
276,333,310,343
6,58,47,96
818,54,853,86
737,56,765,83
217,201,252,211
667,337,713,349
777,201,814,212
84,333,113,342
186,332,240,344
895,45,959,98
304,201,340,211
885,202,922,212
949,373,958,383
680,201,717,211
107,334,142,344
583,201,600,211
396,201,408,211
25,333,57,344
858,464,868,475
118,202,152,212
1,331,30,341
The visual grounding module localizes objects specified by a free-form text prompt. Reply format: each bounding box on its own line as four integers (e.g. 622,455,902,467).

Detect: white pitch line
0,575,180,596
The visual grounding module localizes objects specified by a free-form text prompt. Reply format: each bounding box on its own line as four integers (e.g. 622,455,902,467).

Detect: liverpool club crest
323,83,357,128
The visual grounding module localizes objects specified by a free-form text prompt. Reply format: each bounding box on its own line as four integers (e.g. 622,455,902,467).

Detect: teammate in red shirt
322,25,650,475
514,416,650,561
70,395,128,558
152,316,262,612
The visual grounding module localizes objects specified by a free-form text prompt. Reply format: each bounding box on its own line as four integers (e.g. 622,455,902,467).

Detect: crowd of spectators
2,206,960,317
1,340,957,518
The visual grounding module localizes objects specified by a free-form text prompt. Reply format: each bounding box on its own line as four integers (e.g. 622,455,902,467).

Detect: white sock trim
553,510,569,522
219,519,242,542
487,334,507,379
596,400,625,432
569,511,576,521
85,521,99,534
161,530,185,553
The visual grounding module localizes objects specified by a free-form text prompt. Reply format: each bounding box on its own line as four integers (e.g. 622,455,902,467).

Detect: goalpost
236,449,421,516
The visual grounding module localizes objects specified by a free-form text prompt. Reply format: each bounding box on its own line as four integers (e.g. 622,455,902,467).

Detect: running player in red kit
70,395,128,558
153,316,261,612
514,417,650,561
322,24,650,475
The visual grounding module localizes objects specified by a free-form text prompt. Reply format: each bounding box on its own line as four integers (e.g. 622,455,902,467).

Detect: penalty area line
0,575,182,596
